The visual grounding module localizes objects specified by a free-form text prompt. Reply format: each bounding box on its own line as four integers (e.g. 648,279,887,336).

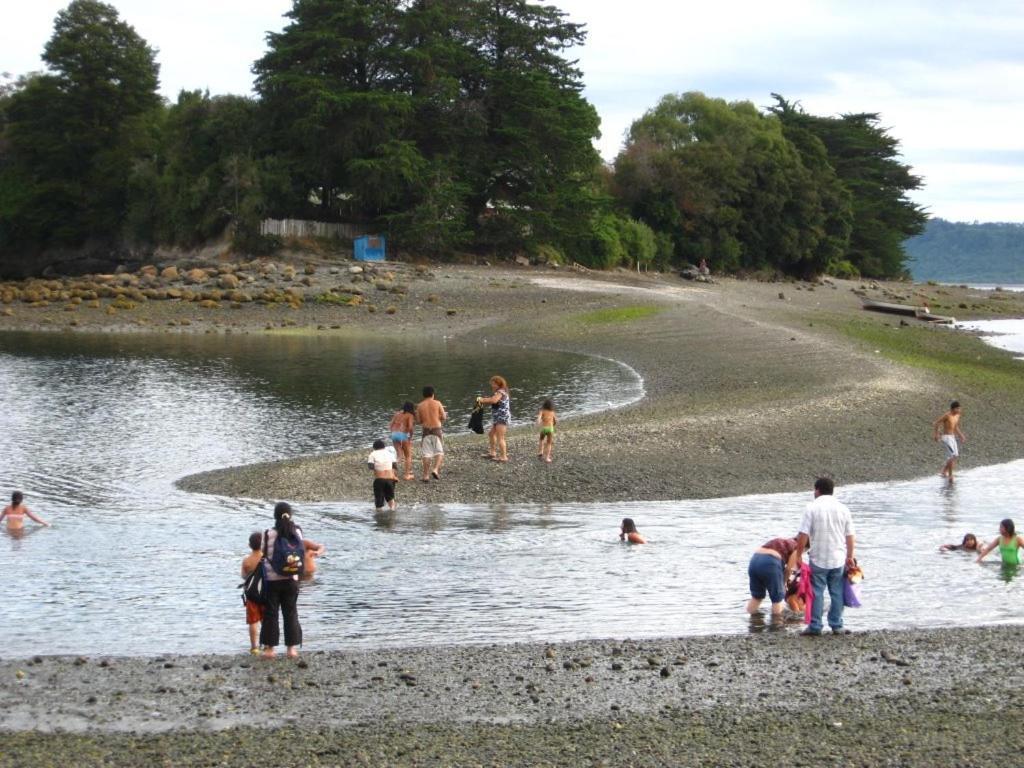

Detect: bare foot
286,649,299,659
261,650,276,659
404,474,415,481
544,457,552,463
431,470,441,479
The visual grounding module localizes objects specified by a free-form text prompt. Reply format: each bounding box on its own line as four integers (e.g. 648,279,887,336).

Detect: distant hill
905,219,1024,283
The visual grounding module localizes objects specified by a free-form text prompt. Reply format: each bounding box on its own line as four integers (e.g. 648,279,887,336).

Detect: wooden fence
260,218,368,240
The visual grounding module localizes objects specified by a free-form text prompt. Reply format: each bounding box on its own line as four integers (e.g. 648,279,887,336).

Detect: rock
515,255,531,267
385,306,397,315
160,266,180,280
198,299,220,309
218,273,240,290
304,263,316,275
660,666,671,678
349,266,363,275
184,268,209,285
778,291,786,300
446,309,457,316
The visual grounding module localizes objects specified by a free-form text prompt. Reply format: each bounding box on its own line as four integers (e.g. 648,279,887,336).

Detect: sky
3,0,1023,223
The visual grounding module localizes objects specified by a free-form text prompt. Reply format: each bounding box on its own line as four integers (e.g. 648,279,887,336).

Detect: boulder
218,273,240,290
160,266,179,280
184,268,209,285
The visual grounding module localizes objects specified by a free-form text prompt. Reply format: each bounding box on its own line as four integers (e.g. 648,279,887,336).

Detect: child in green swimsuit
976,518,1024,565
536,399,557,463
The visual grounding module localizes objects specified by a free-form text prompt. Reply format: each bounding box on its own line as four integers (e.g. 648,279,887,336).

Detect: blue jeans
809,563,845,633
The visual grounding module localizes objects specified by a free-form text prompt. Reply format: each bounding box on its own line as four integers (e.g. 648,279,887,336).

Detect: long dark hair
274,501,299,540
11,491,23,506
1000,518,1016,538
621,517,638,534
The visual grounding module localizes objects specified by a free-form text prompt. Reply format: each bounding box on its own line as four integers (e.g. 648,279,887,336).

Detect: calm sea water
0,331,1021,658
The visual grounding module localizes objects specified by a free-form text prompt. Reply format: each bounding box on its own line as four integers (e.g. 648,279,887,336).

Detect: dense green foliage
0,0,160,251
613,92,926,278
905,218,1024,283
769,96,928,277
0,1,935,279
614,93,846,277
253,0,603,258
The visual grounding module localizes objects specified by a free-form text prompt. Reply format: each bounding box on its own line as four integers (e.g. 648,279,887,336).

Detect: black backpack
240,559,267,605
268,528,305,578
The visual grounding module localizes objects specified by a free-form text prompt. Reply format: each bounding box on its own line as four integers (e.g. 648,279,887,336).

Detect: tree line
0,0,927,278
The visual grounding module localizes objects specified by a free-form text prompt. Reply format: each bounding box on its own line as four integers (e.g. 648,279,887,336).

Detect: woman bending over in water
1,491,50,531
976,519,1024,565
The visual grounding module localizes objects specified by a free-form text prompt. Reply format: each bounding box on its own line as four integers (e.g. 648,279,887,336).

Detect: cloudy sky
3,0,1022,223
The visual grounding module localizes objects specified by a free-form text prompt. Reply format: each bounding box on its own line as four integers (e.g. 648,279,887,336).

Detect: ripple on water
1,333,1022,656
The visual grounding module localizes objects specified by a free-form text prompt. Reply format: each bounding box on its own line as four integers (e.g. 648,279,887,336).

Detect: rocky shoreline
4,256,1024,765
2,626,1022,766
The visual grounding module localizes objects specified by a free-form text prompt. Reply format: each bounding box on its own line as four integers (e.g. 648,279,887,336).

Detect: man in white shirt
795,477,856,636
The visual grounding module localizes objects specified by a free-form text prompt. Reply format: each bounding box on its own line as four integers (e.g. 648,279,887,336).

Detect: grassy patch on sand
576,305,662,325
830,318,1024,395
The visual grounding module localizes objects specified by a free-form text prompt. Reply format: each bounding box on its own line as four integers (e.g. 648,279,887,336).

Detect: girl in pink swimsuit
1,491,51,531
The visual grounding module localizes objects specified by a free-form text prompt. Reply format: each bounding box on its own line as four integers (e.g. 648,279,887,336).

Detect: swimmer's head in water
373,438,386,450
11,491,23,506
962,533,978,550
621,518,638,534
1000,519,1015,537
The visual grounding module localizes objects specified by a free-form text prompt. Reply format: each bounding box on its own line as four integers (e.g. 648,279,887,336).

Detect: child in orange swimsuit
1,491,50,531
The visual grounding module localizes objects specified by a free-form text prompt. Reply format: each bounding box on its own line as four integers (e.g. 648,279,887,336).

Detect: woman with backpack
261,501,310,659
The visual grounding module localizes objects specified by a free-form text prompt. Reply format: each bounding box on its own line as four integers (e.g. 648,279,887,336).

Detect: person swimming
940,533,979,552
619,518,646,544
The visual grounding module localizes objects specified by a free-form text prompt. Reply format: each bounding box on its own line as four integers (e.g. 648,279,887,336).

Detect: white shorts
941,434,959,459
421,434,444,458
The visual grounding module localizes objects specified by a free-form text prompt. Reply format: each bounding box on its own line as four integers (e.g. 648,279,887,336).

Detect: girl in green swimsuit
976,519,1024,565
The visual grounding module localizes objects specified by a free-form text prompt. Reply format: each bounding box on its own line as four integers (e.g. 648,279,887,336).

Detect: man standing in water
415,386,447,482
933,400,966,481
795,477,856,636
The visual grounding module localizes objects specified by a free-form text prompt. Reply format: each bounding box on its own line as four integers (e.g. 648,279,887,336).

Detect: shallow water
956,317,1024,358
1,331,1022,657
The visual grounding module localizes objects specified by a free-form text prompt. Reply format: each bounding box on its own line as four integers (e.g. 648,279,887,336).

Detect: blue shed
354,235,386,262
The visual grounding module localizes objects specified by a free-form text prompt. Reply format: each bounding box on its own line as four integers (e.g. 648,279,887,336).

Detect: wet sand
2,626,1022,766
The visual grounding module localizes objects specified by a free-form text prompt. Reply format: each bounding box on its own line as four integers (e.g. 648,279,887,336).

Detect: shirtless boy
933,400,966,480
415,385,447,482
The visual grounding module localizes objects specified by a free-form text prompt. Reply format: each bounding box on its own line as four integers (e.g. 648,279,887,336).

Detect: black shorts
373,478,396,508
